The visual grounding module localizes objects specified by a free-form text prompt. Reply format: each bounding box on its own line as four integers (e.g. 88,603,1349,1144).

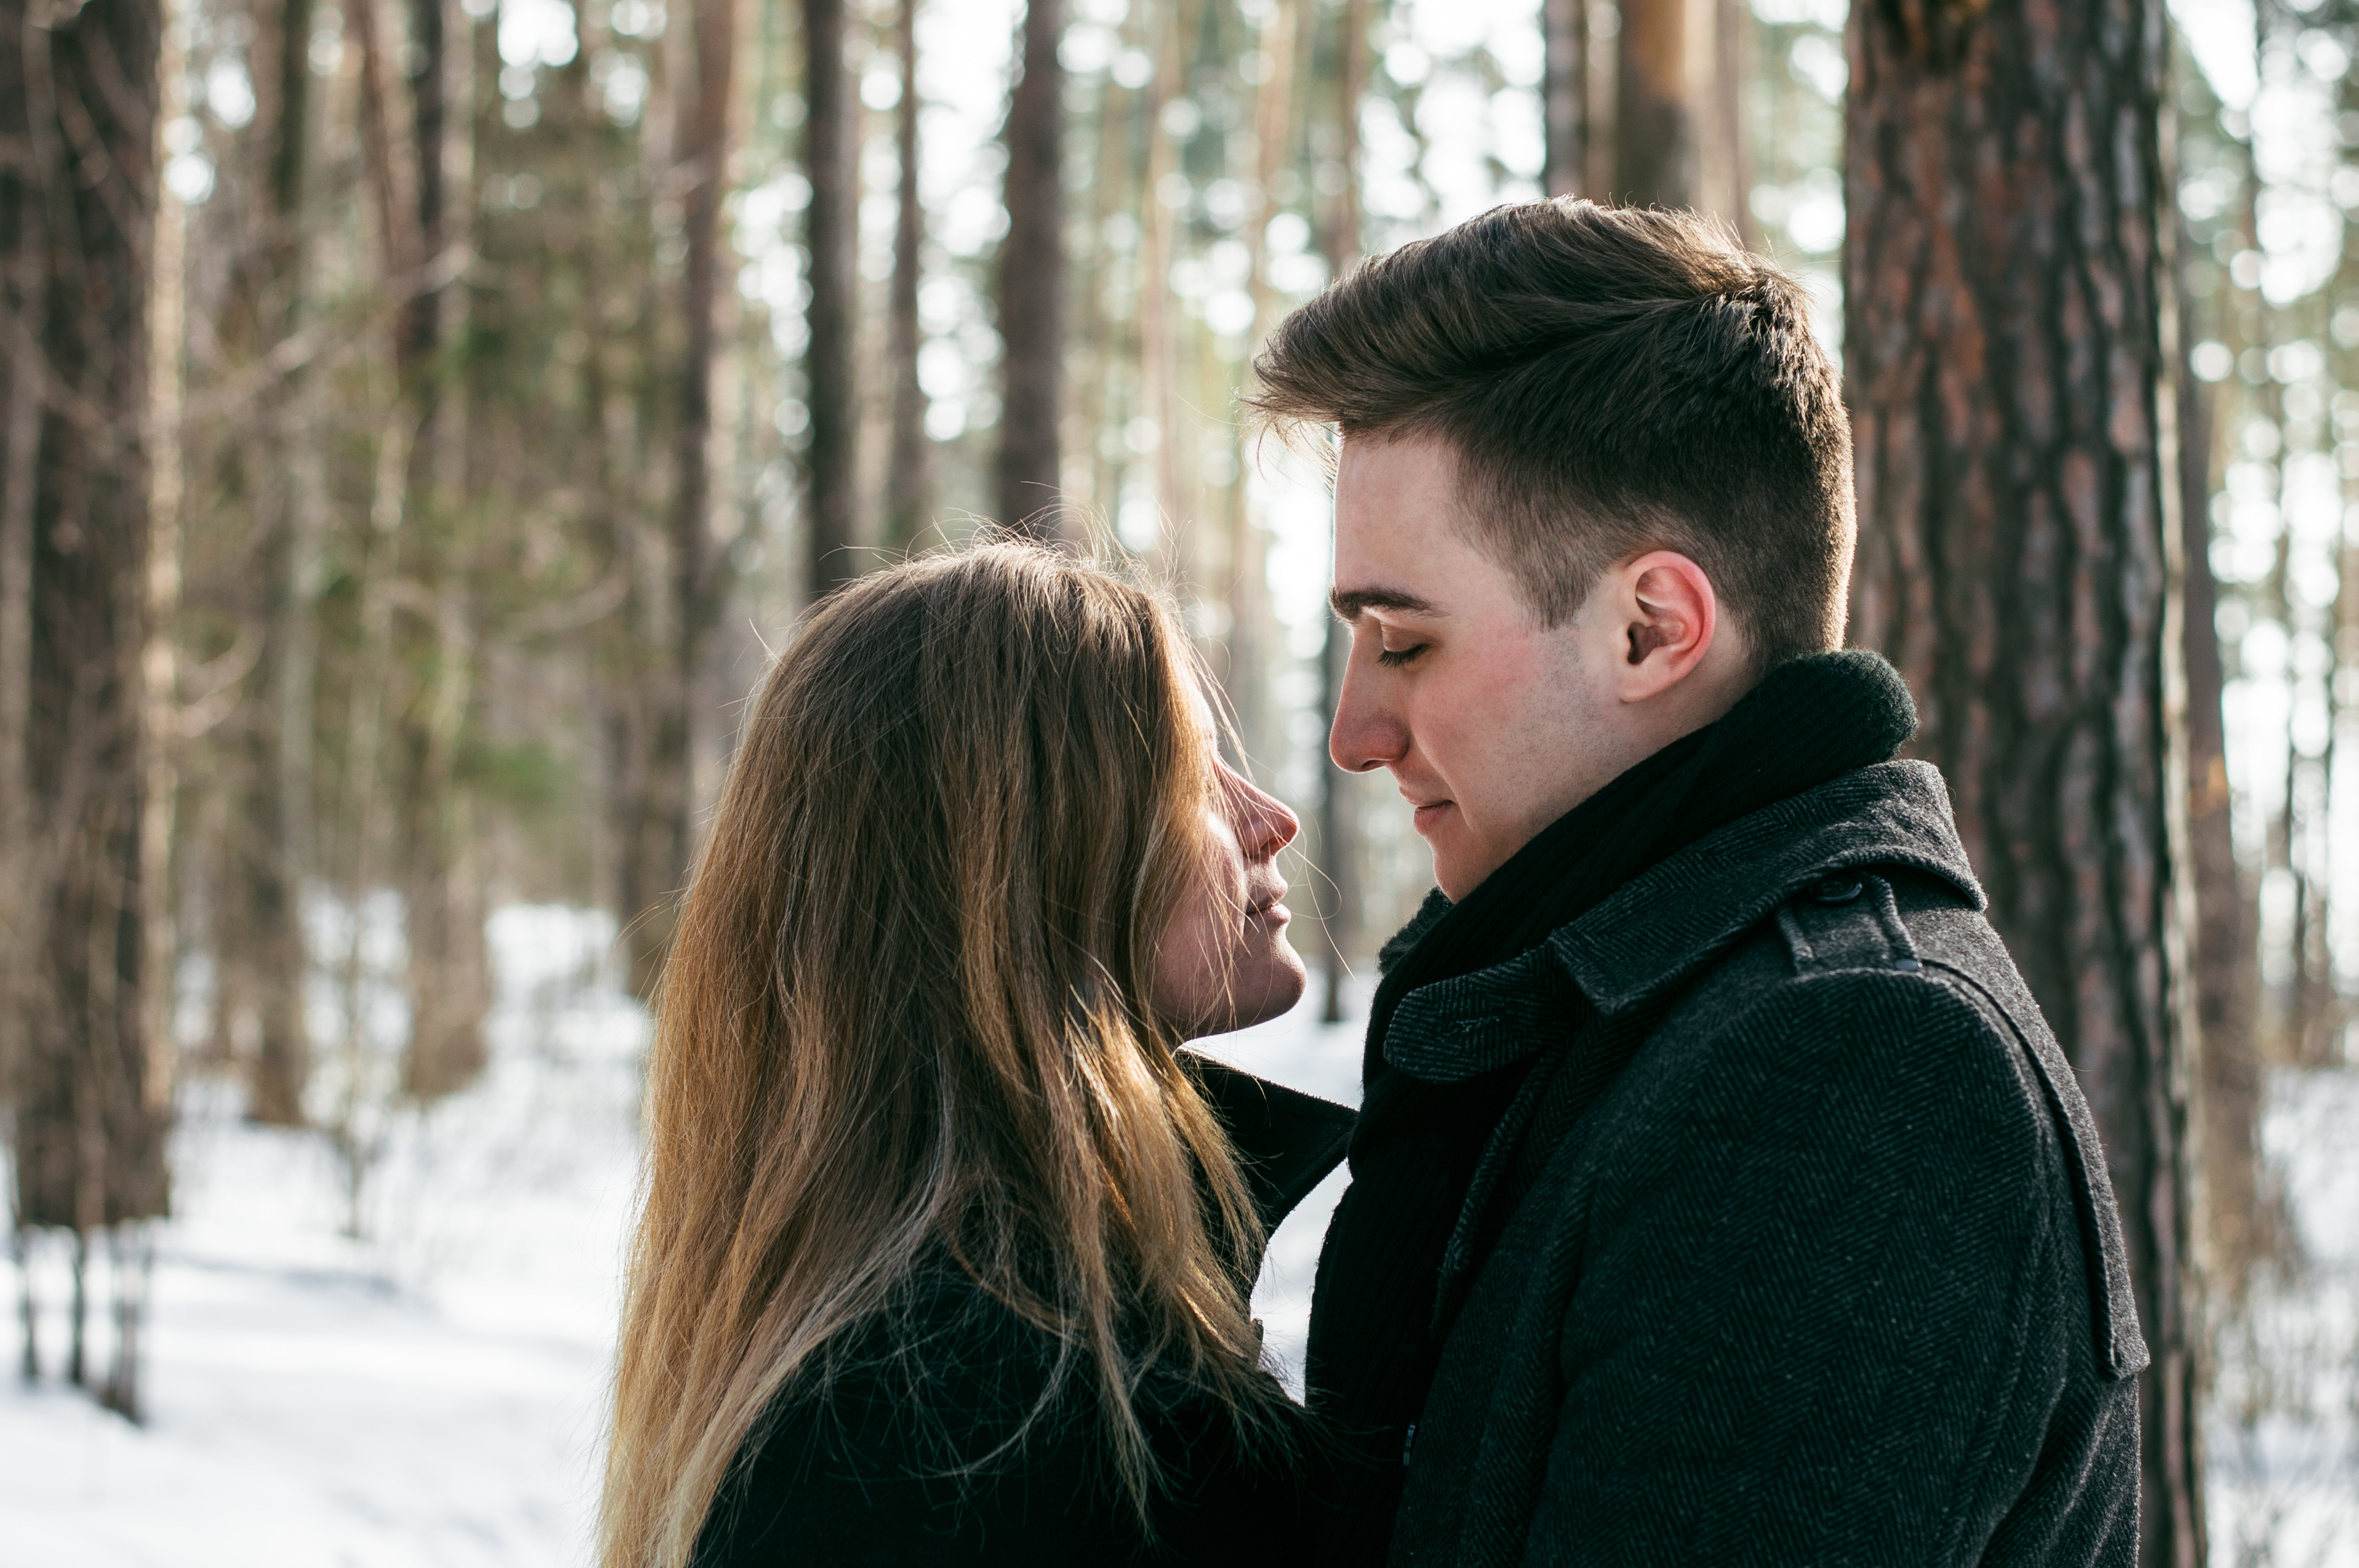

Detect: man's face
1329,433,1726,900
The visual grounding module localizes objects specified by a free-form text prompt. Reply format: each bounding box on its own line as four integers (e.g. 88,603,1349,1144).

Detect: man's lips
1410,799,1454,834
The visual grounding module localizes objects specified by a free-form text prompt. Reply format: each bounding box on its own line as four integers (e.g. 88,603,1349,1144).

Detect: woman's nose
1226,773,1300,859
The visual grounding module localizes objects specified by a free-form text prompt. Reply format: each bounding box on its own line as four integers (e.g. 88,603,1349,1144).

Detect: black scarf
1303,650,1917,1566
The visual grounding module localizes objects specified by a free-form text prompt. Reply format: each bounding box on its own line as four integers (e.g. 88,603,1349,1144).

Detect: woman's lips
1247,886,1290,926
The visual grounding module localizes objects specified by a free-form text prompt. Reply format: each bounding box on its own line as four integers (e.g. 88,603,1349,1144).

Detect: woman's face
1151,714,1307,1038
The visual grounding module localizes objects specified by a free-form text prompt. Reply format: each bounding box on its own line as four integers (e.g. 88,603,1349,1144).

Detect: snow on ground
0,908,1369,1568
2205,1067,2359,1568
6,903,2354,1566
2,906,648,1568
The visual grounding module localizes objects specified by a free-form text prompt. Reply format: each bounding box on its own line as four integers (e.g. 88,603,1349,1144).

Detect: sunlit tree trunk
1845,3,2203,1561
1703,0,1754,243
996,0,1063,538
0,0,176,1412
120,0,186,1418
882,0,928,555
2175,218,2265,1292
1316,0,1364,1022
1541,0,1585,198
228,0,323,1127
1615,0,1694,208
1229,0,1299,776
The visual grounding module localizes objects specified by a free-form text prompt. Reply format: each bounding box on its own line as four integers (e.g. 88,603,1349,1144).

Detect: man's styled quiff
1248,200,1854,670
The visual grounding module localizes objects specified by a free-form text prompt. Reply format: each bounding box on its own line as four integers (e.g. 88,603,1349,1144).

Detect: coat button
1814,876,1863,904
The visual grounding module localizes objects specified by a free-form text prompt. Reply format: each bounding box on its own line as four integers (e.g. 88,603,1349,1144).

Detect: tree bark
1541,0,1585,199
1317,0,1365,1022
1614,0,1694,208
2175,229,2264,1290
1,0,175,1256
881,0,928,555
1844,3,2203,1563
622,0,736,998
1705,0,1755,243
395,0,490,1103
232,0,323,1126
995,0,1063,539
804,0,858,588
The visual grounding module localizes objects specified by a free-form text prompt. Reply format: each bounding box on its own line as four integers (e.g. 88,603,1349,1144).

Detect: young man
1253,202,2145,1566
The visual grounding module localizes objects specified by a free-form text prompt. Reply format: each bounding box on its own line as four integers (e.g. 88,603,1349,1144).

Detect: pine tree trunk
1844,4,2203,1563
622,0,736,997
804,0,858,590
396,0,490,1102
1703,0,1754,242
239,0,323,1127
2181,356,2262,1286
1,0,175,1250
1614,0,1694,208
2172,205,2264,1287
1541,0,1585,199
881,0,929,555
1316,0,1365,1022
996,0,1063,539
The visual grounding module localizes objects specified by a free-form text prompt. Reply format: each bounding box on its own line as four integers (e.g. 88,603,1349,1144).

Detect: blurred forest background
3,0,2357,1561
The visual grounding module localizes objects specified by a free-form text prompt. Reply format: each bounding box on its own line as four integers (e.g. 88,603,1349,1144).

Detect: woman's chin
1225,946,1309,1036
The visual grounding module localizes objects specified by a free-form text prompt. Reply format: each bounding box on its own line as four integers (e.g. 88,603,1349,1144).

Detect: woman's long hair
598,544,1285,1568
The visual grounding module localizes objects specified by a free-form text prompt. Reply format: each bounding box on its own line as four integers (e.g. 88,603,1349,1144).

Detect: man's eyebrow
1329,586,1443,621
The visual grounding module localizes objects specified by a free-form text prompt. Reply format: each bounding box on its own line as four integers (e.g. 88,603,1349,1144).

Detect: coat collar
1385,761,1981,1082
1186,1053,1356,1232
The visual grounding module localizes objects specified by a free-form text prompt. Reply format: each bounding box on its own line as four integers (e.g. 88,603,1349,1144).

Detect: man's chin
1421,825,1461,890
1429,838,1506,903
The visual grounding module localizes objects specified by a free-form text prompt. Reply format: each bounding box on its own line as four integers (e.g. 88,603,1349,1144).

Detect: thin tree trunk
996,0,1063,538
396,0,490,1103
1705,0,1754,243
1229,0,1298,773
1844,4,2203,1563
2177,229,2264,1290
67,1229,86,1387
134,0,189,1265
13,1229,34,1381
1542,0,1584,199
881,0,927,555
621,0,737,998
101,1222,152,1419
1136,0,1178,552
1614,0,1694,208
240,0,323,1127
1317,0,1364,1023
804,0,858,589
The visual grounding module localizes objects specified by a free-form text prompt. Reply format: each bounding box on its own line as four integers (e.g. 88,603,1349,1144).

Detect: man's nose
1329,644,1408,774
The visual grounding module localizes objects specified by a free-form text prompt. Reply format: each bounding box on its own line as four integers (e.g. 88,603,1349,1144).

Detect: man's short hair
1248,200,1854,670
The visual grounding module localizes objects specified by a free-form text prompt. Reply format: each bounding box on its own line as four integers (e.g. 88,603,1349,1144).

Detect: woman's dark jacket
692,1060,1353,1568
1324,760,2148,1567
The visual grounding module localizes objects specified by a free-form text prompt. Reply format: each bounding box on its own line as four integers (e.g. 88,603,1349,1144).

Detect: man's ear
1616,551,1718,701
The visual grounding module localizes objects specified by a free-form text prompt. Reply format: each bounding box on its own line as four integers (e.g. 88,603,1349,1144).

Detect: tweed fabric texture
1304,655,1921,1565
1382,762,2145,1568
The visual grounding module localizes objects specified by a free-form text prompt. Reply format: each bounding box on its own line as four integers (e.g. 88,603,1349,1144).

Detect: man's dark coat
1368,760,2147,1566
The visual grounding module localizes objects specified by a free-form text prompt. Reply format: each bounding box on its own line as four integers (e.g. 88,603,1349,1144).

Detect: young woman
598,544,1353,1568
